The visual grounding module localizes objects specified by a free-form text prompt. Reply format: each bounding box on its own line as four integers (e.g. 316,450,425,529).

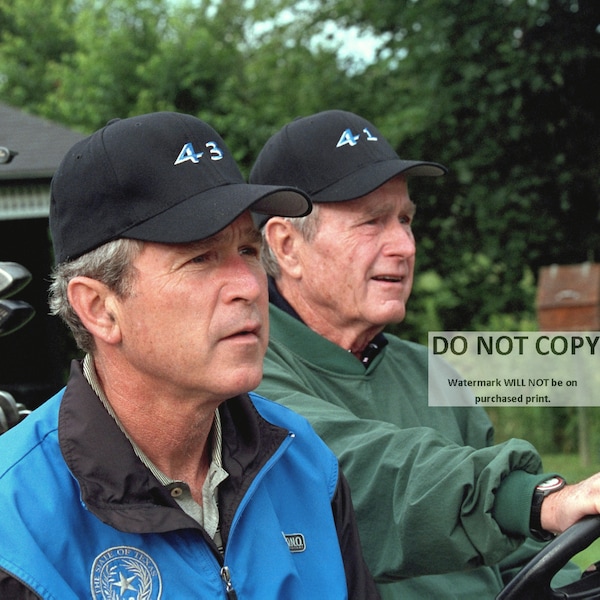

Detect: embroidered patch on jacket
90,546,162,600
282,532,306,553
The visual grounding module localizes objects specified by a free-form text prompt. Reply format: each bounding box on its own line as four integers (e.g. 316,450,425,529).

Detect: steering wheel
497,515,600,599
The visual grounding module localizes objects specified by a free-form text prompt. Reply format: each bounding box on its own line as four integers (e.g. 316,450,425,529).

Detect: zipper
218,429,296,599
220,565,238,599
227,432,294,535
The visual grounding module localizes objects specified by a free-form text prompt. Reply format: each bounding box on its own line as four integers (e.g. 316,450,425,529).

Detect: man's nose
386,222,416,257
222,256,265,303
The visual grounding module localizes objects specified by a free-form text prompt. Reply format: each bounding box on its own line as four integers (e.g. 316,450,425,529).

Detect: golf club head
0,262,32,299
0,390,29,433
0,298,35,336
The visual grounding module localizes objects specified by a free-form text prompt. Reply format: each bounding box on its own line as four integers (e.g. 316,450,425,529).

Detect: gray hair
261,203,321,278
48,238,144,354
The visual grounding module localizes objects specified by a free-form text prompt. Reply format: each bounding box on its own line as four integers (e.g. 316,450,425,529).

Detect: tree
0,0,77,113
0,0,358,165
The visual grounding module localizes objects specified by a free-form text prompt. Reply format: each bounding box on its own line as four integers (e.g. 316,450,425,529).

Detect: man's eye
241,246,260,258
191,253,209,264
362,217,380,226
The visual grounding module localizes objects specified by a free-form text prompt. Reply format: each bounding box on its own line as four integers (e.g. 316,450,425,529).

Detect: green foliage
0,0,77,113
49,0,171,130
394,256,538,344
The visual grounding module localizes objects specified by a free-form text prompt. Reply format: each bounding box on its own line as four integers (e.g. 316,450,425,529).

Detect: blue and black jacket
0,360,378,599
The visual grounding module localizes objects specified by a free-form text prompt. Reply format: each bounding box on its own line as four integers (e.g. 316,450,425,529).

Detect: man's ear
67,276,122,344
264,217,303,279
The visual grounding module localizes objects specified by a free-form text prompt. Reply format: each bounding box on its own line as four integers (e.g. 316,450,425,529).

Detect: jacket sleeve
0,571,41,600
258,350,545,580
331,469,381,599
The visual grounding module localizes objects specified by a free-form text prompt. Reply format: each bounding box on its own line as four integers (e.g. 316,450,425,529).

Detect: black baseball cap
249,109,447,203
50,111,311,263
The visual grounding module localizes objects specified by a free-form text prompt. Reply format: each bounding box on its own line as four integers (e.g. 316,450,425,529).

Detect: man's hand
541,472,600,534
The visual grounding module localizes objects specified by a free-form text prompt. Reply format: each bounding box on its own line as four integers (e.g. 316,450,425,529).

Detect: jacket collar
268,276,388,368
58,359,287,542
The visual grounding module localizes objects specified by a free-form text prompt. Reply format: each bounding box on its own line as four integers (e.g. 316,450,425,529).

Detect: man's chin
371,303,407,326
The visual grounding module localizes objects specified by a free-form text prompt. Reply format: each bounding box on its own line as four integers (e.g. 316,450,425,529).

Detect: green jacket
257,303,578,599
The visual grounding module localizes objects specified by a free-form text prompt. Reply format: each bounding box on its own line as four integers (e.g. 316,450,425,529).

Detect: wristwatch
529,475,567,541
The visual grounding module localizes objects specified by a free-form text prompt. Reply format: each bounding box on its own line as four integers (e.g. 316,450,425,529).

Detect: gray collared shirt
82,354,228,546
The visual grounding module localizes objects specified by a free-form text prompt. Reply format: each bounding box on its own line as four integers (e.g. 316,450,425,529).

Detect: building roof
0,103,86,180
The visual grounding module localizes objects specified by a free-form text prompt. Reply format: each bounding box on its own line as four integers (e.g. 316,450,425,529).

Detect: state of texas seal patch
90,546,162,600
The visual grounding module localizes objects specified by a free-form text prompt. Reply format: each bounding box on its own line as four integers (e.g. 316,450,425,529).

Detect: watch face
537,476,565,492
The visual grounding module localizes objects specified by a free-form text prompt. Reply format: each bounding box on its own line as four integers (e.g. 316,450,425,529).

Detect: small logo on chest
283,532,307,553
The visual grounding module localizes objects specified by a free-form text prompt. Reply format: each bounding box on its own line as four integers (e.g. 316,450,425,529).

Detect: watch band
529,475,567,541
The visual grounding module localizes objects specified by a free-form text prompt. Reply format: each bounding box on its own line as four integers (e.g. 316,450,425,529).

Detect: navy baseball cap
50,111,311,263
249,109,447,203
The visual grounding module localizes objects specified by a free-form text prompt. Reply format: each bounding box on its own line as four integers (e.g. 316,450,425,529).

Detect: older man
249,109,598,599
0,111,379,599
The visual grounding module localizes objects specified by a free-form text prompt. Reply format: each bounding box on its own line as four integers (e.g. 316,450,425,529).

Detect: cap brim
313,159,447,203
123,184,311,243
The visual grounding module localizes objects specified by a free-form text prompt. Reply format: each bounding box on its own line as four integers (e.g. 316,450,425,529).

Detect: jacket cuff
493,470,561,537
